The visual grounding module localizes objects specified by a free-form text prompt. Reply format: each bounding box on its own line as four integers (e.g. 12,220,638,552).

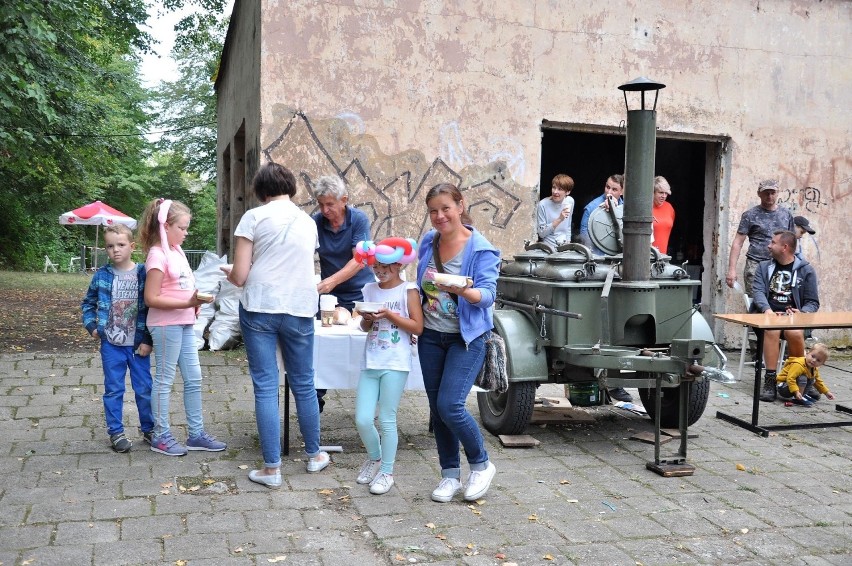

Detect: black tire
477,381,536,436
638,377,710,428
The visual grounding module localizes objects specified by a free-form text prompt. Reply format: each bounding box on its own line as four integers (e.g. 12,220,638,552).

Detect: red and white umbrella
59,201,138,269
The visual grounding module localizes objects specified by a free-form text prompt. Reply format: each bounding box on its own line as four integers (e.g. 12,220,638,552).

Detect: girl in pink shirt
140,198,226,456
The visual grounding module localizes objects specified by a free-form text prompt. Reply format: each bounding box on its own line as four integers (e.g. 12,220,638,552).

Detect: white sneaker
357,459,381,485
369,472,394,495
431,477,462,503
464,462,496,501
306,451,330,473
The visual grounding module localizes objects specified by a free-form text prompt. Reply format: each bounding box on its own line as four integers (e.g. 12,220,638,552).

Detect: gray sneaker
150,433,187,456
357,459,381,484
186,432,226,451
110,432,132,453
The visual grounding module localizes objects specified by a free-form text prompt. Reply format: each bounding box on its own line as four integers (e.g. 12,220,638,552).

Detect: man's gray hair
314,175,348,200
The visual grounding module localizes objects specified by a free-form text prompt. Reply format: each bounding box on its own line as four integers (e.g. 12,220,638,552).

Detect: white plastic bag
207,279,242,351
192,252,228,350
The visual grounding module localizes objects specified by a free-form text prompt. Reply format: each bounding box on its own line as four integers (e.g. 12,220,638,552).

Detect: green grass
0,270,92,292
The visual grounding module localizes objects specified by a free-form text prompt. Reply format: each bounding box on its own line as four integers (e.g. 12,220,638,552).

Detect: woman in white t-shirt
223,162,328,488
352,238,423,495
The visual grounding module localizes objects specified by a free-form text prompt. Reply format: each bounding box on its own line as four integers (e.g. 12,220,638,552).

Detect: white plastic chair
68,256,81,272
43,255,58,273
737,293,786,380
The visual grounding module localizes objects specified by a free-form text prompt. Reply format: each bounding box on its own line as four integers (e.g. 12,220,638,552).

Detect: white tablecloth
276,321,425,390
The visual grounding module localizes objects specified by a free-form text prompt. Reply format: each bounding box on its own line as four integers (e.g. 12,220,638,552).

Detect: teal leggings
355,369,408,474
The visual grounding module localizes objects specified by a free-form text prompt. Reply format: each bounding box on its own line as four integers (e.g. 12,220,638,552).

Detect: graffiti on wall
262,111,524,244
777,154,852,212
776,184,826,214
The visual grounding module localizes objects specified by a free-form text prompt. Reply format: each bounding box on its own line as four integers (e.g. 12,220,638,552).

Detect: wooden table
714,312,852,436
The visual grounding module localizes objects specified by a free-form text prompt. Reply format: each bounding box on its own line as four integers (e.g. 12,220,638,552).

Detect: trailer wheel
638,377,710,428
477,381,536,436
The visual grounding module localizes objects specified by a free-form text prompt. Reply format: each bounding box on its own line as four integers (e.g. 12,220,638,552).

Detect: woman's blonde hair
139,198,191,253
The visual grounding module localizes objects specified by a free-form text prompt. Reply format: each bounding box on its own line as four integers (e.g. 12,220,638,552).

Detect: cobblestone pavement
1,350,851,565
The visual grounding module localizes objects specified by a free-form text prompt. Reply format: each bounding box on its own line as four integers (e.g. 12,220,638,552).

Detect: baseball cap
758,179,779,192
793,216,816,234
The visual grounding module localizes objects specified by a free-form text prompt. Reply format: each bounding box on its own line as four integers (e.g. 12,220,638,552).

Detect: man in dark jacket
751,230,819,401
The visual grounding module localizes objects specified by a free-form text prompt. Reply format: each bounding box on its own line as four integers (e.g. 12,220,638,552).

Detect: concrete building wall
216,0,261,255
217,0,851,346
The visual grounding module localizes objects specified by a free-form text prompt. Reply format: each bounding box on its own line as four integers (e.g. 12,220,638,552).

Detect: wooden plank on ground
498,434,541,447
630,431,672,444
660,428,698,439
529,406,595,425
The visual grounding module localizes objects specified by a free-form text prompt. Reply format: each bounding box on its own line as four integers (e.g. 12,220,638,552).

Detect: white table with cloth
278,320,425,453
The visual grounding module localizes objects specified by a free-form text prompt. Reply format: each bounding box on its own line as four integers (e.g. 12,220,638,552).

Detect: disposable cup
319,295,337,311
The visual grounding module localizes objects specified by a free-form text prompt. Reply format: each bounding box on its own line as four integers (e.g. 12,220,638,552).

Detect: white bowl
433,273,471,288
354,301,384,313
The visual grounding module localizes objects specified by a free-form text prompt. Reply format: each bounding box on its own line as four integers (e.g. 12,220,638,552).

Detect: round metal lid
512,247,552,261
588,203,624,256
543,249,590,264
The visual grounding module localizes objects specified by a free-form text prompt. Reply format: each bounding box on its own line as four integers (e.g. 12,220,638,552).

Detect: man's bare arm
726,233,747,288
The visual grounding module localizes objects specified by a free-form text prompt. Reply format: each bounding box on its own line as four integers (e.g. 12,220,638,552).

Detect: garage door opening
539,121,728,307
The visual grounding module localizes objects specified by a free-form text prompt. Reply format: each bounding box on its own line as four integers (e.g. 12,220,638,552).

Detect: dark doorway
540,126,709,265
540,124,720,304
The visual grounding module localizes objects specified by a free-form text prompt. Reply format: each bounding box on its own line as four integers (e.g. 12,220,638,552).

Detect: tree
152,3,227,180
0,0,154,268
150,1,229,252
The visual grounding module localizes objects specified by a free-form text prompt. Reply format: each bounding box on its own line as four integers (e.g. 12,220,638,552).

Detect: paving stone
0,504,27,527
163,532,232,561
600,514,672,538
558,518,621,544
186,510,248,533
93,539,165,565
153,493,215,515
648,509,724,537
3,351,851,564
699,507,772,531
54,520,120,545
15,544,94,565
226,529,295,555
616,537,703,565
93,497,153,520
0,395,28,407
28,500,93,523
120,514,185,540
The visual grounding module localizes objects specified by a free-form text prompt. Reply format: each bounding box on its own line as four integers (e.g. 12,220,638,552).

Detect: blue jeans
100,341,154,436
240,305,321,467
355,369,408,474
418,327,489,478
148,324,204,439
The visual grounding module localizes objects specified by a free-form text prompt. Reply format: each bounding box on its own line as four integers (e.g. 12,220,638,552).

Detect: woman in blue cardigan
416,183,501,503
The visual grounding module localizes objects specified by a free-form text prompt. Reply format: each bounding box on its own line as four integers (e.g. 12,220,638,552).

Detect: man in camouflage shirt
726,179,794,296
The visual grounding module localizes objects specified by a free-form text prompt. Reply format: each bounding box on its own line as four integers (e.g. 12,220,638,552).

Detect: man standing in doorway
751,230,819,401
578,174,624,255
725,179,794,296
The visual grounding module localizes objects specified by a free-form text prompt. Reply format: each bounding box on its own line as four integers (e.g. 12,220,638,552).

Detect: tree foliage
0,0,153,268
152,15,227,180
0,0,229,269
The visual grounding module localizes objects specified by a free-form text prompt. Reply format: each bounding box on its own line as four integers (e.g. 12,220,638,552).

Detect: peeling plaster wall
218,0,852,346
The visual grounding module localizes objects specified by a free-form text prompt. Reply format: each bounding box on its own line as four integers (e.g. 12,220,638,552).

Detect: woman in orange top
652,176,675,255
